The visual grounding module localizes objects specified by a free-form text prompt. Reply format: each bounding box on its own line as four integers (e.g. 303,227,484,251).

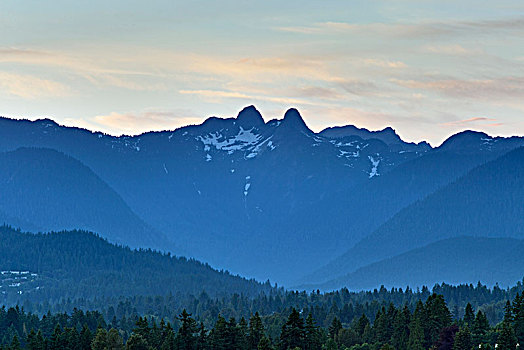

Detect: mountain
292,150,499,286
2,107,524,284
0,225,272,305
0,147,169,250
314,237,524,291
0,107,426,282
320,125,431,152
304,146,524,290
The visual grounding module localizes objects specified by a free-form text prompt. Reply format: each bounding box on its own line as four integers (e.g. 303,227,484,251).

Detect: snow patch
206,154,212,161
197,127,262,153
368,155,380,178
244,176,251,196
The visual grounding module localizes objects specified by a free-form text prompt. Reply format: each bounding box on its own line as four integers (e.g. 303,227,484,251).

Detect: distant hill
0,147,169,250
304,146,524,289
0,225,272,305
314,237,524,291
293,150,498,285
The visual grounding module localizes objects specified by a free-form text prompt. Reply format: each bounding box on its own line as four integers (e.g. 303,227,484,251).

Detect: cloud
392,76,524,100
363,59,407,69
179,89,322,105
336,79,382,96
422,44,480,56
65,110,202,136
0,72,69,99
441,117,497,127
0,47,164,92
286,86,342,100
276,17,524,39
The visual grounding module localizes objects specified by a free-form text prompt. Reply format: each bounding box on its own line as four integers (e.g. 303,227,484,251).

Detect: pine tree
9,335,21,350
50,324,63,350
106,328,124,350
391,305,410,350
79,324,92,350
464,303,475,326
504,301,513,324
513,293,524,344
328,317,342,340
209,315,229,350
424,294,452,348
249,313,265,350
323,338,337,350
196,323,208,350
126,334,150,350
91,327,108,350
453,326,472,350
175,310,198,350
257,337,273,350
135,317,151,343
497,320,517,350
279,308,305,350
472,311,490,345
304,313,322,350
407,318,424,350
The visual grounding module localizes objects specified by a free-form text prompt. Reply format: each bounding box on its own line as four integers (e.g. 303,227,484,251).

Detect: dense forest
7,280,524,343
0,225,273,302
2,292,524,349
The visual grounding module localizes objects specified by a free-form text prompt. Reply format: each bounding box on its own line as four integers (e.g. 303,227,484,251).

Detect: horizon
2,1,524,146
0,105,515,148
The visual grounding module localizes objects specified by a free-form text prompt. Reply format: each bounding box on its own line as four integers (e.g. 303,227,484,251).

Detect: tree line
3,293,524,349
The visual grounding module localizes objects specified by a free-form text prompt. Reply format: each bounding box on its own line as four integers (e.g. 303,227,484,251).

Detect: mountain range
2,105,524,289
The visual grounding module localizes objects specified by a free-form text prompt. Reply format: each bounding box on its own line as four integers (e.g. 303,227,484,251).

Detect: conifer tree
279,308,305,350
453,326,472,350
175,310,198,350
9,335,21,350
106,328,124,350
464,303,475,326
79,324,93,350
257,337,273,350
249,313,265,350
91,327,108,350
407,318,424,350
328,317,342,340
497,321,517,350
126,334,150,350
304,313,322,350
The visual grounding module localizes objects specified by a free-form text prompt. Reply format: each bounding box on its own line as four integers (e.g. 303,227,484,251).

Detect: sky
1,1,524,146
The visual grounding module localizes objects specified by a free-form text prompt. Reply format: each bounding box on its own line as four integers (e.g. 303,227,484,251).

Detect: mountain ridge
2,106,524,285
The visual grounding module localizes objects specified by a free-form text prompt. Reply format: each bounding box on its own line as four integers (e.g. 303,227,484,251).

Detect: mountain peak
281,108,311,133
438,130,491,152
236,105,264,128
320,125,403,145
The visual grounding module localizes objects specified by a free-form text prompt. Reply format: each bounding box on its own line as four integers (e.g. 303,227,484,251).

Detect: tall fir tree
453,326,472,350
279,308,305,350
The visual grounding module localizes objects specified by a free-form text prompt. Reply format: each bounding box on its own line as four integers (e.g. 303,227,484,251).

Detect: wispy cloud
392,76,524,99
179,89,321,105
0,47,165,92
276,17,524,38
422,44,480,56
0,71,69,99
441,117,497,127
363,59,407,69
65,110,202,136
